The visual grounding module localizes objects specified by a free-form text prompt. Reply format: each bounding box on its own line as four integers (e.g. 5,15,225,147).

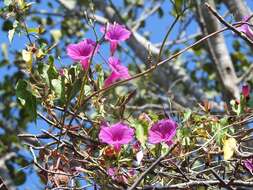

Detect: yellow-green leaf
50,30,62,42
22,49,33,72
36,49,45,59
223,137,237,160
1,43,8,60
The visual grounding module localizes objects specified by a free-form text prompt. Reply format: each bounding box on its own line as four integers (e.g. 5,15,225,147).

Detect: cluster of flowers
67,22,131,87
66,21,178,154
99,118,177,152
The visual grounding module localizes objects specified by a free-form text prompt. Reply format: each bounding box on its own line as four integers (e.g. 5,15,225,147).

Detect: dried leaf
223,137,237,160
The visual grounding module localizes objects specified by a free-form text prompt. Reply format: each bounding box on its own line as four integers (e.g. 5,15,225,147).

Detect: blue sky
1,0,253,189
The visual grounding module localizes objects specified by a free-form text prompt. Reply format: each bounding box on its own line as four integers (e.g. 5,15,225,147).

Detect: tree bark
199,0,240,100
223,0,252,21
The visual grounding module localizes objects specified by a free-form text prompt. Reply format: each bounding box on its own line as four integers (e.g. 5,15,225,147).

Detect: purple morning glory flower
101,22,131,55
237,16,253,40
104,57,130,87
148,119,177,146
99,122,134,152
244,159,253,173
67,39,99,70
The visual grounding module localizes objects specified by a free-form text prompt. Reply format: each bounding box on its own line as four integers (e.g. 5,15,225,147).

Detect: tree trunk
223,0,252,21
199,0,240,100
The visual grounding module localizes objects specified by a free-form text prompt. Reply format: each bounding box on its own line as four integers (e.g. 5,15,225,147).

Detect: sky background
1,0,253,189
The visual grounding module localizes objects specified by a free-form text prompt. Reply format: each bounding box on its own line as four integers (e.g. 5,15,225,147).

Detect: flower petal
110,41,118,55
99,122,134,152
99,127,114,144
66,39,99,70
148,119,177,145
104,72,120,87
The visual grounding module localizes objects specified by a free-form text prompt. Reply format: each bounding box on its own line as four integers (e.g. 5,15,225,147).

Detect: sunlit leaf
22,49,33,72
223,137,237,160
8,29,15,43
58,0,76,9
132,120,148,147
182,109,191,122
1,43,8,60
50,29,62,42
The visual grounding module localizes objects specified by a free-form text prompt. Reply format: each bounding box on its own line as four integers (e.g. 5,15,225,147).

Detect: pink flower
104,57,130,87
244,159,253,173
148,119,177,146
67,39,99,70
101,22,131,55
99,122,134,152
242,84,250,98
237,16,253,40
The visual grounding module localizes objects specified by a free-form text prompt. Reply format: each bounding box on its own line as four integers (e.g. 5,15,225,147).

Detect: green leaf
1,43,8,60
38,62,50,85
84,85,91,96
51,79,62,98
175,0,183,12
182,109,191,123
212,123,226,146
230,99,242,116
132,120,148,147
2,20,13,31
16,80,37,121
68,78,82,100
161,143,169,156
95,64,104,89
47,61,58,80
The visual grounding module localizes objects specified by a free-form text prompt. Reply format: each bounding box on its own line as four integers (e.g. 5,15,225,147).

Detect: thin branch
205,3,253,46
238,64,253,83
142,180,253,189
0,176,9,190
210,169,235,190
128,142,178,190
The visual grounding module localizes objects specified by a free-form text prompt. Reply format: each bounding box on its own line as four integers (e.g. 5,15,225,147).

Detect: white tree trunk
200,0,240,99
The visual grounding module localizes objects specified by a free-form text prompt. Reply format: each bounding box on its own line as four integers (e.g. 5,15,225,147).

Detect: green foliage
16,79,37,121
131,119,149,147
